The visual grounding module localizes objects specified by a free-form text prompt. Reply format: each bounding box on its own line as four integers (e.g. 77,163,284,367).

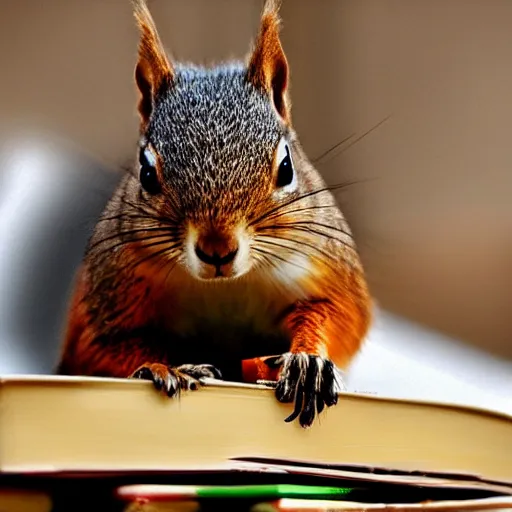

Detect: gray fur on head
143,62,286,219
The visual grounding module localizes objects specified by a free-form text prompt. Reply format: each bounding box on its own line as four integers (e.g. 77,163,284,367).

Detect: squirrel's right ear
247,0,290,124
132,0,174,130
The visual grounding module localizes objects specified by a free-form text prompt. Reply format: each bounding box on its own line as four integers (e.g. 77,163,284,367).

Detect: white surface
346,310,512,415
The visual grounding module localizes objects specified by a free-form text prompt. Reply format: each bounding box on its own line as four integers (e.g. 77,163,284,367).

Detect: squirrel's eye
275,139,295,190
139,147,161,195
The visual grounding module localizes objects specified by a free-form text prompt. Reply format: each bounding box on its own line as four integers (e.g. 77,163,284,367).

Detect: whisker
285,225,355,250
90,237,181,269
263,220,353,239
249,187,333,227
253,242,313,274
96,213,165,224
88,227,179,252
258,224,353,251
252,176,378,229
114,242,182,277
112,205,181,230
258,204,336,226
256,234,365,279
295,220,352,236
259,204,338,219
117,197,158,217
255,237,317,265
256,234,341,265
121,195,184,226
329,178,380,192
87,240,182,297
252,246,298,267
315,115,391,167
252,249,279,273
311,132,356,165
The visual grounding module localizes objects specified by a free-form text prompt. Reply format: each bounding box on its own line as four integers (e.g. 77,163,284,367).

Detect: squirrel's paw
266,353,345,428
130,362,220,397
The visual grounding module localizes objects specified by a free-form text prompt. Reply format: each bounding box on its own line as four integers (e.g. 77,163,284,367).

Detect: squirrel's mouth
184,224,252,281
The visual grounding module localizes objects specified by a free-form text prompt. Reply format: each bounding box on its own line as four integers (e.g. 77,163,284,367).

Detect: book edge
1,374,511,421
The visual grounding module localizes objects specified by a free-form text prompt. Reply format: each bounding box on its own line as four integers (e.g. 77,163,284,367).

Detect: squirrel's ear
132,0,174,129
247,0,290,124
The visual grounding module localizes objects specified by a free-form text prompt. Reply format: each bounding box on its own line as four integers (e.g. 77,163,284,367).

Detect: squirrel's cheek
232,228,252,276
263,253,317,296
182,227,201,278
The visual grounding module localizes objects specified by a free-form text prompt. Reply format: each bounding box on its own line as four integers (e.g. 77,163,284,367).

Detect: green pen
116,484,355,502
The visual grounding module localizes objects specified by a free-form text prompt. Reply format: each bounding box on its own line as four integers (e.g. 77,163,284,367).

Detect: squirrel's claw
272,353,344,428
177,363,223,381
130,362,221,397
130,363,189,397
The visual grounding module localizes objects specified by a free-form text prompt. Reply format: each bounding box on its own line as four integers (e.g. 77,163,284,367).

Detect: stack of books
1,357,511,511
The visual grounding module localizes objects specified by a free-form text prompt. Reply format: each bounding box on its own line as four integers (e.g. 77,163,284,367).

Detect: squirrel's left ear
247,0,290,124
132,0,174,130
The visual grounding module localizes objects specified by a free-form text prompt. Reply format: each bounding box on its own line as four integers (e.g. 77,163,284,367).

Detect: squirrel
56,0,372,428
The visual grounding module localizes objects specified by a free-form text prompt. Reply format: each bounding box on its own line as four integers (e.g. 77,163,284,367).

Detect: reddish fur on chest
59,246,371,379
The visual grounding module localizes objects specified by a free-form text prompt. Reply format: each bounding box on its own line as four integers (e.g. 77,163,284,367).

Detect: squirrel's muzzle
193,230,239,279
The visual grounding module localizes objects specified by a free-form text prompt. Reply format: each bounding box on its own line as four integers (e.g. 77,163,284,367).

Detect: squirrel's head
128,0,332,282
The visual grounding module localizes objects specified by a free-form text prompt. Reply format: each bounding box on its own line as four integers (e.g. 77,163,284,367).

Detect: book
117,496,512,512
0,488,52,512
250,496,512,511
3,480,512,512
114,484,512,511
1,373,511,489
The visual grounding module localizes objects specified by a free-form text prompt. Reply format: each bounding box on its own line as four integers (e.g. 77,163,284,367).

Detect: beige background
0,0,510,360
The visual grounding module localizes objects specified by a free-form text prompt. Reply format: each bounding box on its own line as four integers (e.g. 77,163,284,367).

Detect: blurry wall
0,139,120,372
0,0,511,363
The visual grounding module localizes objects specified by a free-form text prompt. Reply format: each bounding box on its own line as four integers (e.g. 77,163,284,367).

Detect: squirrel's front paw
130,363,222,397
267,353,344,428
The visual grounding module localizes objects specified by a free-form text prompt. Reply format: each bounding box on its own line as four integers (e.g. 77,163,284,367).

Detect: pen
116,484,355,501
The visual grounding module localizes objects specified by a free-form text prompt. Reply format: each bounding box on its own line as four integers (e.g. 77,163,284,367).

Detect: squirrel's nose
194,230,238,270
195,245,238,267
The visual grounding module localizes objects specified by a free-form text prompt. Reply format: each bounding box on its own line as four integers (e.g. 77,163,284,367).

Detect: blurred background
0,0,511,412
